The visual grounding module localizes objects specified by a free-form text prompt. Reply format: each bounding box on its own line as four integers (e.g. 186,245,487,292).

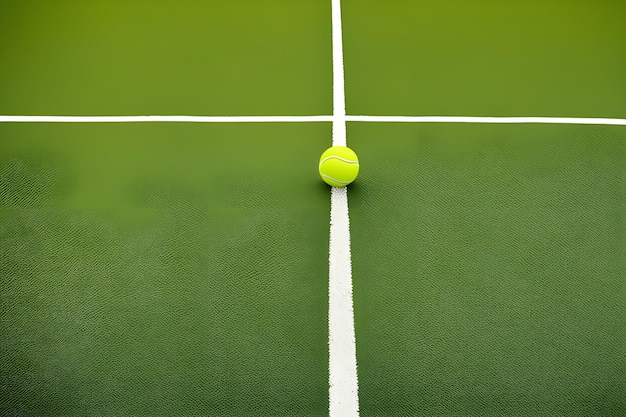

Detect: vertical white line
329,0,359,416
331,0,347,146
328,188,360,416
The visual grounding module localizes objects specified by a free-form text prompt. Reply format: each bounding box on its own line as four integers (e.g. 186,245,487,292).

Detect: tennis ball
319,146,359,187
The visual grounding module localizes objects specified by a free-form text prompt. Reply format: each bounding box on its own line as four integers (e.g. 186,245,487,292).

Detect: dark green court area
349,122,625,416
0,123,331,415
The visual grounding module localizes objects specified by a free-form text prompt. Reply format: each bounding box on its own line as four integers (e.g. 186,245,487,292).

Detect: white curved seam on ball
321,174,351,185
319,156,360,167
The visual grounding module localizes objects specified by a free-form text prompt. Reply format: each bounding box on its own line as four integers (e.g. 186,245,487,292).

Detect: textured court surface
349,123,625,416
1,124,331,415
2,0,626,416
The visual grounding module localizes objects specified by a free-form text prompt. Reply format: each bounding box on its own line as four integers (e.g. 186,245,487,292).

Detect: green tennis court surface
1,1,625,416
0,1,331,116
350,123,625,416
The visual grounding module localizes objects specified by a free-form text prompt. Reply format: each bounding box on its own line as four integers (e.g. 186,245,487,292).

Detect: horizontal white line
0,115,334,123
1,115,625,125
345,115,626,125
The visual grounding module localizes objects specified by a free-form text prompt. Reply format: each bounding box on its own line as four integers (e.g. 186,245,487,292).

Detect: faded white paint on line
329,0,359,416
0,115,334,123
328,186,359,417
345,115,626,125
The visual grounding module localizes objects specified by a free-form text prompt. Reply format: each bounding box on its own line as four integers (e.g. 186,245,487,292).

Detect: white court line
2,115,626,125
0,115,333,123
328,0,360,416
331,0,347,146
345,115,626,125
328,186,359,417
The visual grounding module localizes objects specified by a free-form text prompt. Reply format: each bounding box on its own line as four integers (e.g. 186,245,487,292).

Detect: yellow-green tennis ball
319,146,359,187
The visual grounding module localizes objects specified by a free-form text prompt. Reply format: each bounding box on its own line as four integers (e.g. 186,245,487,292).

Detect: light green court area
348,123,626,416
0,123,331,415
0,0,331,116
343,0,626,117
